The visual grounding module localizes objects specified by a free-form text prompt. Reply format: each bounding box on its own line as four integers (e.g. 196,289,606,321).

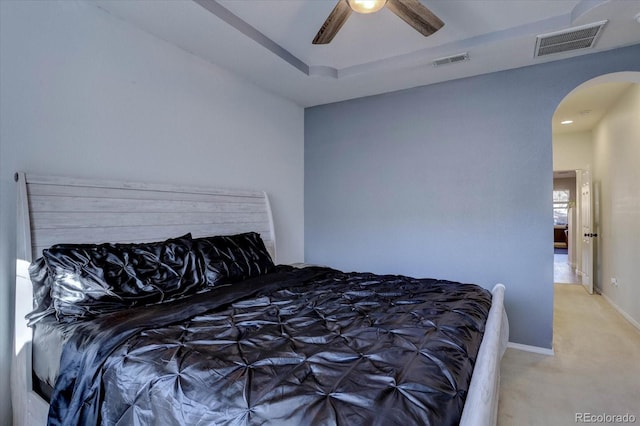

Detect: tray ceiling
92,0,640,107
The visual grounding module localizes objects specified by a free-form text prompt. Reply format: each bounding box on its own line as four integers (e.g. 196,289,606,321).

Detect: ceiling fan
313,0,444,45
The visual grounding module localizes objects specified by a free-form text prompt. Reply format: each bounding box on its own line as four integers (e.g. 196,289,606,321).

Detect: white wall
592,84,640,327
553,131,593,171
0,1,304,422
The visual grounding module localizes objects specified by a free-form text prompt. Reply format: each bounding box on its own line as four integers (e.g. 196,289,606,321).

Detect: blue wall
305,44,640,348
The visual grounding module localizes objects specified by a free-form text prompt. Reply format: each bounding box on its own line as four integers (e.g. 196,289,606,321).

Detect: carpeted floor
498,284,640,425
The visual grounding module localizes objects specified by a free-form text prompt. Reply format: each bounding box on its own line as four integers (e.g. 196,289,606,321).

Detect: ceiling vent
534,20,607,57
432,52,469,67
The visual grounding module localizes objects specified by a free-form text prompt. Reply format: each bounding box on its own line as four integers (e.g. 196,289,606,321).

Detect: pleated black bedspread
47,266,491,426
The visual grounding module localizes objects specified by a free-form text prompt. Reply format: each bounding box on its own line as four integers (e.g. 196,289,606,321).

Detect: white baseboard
601,293,640,332
507,342,554,356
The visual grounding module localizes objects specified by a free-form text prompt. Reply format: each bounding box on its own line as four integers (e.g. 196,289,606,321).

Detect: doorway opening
553,170,580,285
552,71,640,294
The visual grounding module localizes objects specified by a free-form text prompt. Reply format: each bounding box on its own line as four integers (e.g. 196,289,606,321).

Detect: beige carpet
498,284,640,425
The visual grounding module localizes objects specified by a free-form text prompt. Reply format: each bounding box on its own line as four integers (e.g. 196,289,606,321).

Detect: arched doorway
552,71,640,318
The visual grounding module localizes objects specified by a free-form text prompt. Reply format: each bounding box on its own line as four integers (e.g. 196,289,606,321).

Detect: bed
11,172,508,426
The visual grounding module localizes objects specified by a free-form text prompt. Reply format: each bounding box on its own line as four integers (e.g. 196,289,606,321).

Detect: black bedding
44,265,491,426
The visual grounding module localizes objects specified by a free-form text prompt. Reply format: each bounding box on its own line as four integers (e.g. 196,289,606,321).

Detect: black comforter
47,266,491,426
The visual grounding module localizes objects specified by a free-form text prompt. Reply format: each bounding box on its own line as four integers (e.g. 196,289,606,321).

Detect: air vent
432,52,469,67
535,20,607,57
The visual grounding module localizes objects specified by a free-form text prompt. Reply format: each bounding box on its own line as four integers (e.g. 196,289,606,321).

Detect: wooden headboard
15,172,276,262
12,172,276,426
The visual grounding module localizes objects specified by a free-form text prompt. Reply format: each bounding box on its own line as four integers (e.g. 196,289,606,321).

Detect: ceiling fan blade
313,0,352,45
386,0,444,37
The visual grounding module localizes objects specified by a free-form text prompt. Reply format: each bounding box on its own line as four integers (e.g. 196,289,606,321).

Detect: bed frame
11,172,508,426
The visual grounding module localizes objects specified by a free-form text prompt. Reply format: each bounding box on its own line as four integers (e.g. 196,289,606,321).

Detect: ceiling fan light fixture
312,0,442,44
347,0,387,14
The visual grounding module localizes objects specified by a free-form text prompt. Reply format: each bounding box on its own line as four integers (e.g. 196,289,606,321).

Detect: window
553,190,570,226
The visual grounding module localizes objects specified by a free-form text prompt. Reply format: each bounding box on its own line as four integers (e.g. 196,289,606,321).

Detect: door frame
579,169,595,294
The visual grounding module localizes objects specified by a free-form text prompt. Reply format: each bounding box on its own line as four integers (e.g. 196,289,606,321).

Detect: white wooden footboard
460,283,509,426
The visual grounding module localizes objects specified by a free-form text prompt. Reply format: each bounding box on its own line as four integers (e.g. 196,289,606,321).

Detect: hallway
498,284,640,425
554,251,581,285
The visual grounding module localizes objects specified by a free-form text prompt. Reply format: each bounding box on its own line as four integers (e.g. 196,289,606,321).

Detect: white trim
507,342,555,356
601,293,640,332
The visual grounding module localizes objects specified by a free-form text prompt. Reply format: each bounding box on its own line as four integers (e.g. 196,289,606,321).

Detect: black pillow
42,234,206,321
193,232,275,285
25,256,56,326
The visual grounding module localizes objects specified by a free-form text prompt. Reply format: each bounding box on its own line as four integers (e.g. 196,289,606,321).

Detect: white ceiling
92,0,640,107
553,81,634,134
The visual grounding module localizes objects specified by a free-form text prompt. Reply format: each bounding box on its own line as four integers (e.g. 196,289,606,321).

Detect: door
580,170,595,294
